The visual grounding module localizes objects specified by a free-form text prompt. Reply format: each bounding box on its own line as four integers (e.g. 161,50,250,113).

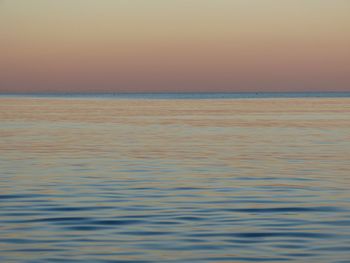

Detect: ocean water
0,95,350,262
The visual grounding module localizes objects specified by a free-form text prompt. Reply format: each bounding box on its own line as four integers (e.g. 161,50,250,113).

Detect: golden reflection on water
0,97,350,262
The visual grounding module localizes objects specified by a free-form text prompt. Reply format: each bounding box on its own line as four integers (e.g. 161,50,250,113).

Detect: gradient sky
1,0,349,93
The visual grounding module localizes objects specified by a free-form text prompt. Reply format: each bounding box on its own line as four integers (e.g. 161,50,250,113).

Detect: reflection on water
0,97,350,262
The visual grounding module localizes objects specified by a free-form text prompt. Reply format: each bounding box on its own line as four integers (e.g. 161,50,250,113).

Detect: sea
0,92,350,262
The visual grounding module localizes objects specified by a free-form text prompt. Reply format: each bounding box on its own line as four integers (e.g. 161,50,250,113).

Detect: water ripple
1,97,350,262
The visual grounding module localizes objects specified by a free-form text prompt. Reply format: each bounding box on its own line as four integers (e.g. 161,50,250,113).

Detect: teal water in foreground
0,96,350,262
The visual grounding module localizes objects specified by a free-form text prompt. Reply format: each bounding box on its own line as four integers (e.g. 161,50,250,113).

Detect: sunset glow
1,0,349,92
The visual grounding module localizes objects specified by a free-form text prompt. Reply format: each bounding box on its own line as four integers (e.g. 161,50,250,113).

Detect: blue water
0,96,350,262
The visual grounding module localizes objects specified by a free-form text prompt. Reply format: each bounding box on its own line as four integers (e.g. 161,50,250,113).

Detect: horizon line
1,91,350,95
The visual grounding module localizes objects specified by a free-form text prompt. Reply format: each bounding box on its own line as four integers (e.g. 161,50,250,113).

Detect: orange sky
1,0,349,93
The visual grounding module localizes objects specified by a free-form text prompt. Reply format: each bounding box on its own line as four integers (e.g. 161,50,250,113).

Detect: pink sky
1,0,349,93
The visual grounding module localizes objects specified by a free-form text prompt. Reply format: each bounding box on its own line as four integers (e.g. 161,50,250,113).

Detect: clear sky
1,0,349,93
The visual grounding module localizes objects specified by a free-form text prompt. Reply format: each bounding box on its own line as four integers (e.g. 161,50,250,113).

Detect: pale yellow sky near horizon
1,0,349,92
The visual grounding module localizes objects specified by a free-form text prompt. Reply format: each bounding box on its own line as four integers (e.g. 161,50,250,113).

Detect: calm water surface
0,97,350,262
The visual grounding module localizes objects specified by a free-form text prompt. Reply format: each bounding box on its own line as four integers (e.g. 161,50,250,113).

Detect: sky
0,0,349,93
